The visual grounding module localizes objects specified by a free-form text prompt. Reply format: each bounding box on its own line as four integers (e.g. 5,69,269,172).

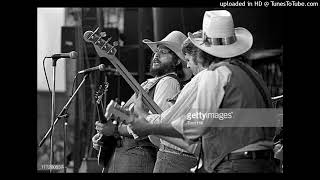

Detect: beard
149,58,176,77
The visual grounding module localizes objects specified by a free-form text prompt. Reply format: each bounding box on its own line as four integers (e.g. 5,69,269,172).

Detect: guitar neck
112,56,162,114
93,45,162,115
96,102,107,123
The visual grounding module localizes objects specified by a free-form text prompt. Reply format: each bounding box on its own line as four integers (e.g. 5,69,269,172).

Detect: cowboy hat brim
143,39,193,81
188,27,253,58
142,39,185,61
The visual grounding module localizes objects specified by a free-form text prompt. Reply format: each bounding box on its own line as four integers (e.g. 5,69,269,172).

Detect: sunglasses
154,47,171,54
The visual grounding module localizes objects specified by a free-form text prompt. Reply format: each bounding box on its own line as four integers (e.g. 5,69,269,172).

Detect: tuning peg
94,36,103,45
94,31,107,45
106,41,119,54
85,27,99,41
100,32,106,37
113,41,119,47
88,27,99,40
101,37,112,49
120,101,125,107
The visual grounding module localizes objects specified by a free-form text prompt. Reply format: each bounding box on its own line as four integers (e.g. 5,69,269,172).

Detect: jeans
214,158,279,173
107,146,157,173
153,150,198,173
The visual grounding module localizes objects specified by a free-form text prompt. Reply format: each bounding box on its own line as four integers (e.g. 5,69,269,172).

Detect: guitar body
97,134,118,168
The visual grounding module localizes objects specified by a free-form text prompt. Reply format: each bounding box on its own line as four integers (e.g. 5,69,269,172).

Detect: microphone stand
39,73,89,173
61,113,69,173
49,57,58,173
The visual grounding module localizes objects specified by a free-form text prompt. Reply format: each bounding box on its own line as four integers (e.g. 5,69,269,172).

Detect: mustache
151,58,161,64
149,59,176,77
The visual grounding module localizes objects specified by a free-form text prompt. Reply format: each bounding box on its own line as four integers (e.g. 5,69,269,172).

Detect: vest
201,59,275,173
121,73,181,150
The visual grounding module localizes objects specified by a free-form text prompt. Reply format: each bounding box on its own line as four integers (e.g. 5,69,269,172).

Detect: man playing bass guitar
92,31,196,173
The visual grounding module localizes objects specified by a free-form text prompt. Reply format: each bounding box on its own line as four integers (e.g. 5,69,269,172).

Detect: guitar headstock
105,100,132,124
83,27,118,58
95,80,109,104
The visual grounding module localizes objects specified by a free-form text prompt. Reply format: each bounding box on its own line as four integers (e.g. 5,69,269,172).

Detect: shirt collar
149,72,177,82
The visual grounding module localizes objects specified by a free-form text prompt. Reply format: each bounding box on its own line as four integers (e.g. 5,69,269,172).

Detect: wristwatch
127,125,139,139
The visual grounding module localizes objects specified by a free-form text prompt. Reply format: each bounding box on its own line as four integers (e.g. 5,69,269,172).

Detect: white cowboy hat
143,31,193,81
188,10,253,58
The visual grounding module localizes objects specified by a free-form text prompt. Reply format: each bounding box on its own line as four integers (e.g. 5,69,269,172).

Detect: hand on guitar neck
105,99,152,138
132,93,149,119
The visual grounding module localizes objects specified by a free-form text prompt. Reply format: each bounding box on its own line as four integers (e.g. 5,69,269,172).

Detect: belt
121,137,157,149
222,150,274,161
159,144,197,159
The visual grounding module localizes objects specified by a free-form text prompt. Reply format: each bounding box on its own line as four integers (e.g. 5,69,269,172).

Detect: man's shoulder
152,75,180,92
199,66,232,86
158,75,180,85
206,63,232,78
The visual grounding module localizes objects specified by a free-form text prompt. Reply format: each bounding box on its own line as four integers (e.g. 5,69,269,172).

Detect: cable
43,57,52,97
71,73,79,96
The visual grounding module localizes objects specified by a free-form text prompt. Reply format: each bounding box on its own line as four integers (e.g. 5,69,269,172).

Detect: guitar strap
148,73,181,101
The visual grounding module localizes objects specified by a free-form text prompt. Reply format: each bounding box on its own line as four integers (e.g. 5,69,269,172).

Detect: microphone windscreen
69,51,78,59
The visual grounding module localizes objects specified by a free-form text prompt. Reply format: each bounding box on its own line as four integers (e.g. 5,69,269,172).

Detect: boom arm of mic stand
38,74,89,148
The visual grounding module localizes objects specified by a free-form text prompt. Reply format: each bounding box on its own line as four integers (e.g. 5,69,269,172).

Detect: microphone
50,51,78,59
78,64,106,74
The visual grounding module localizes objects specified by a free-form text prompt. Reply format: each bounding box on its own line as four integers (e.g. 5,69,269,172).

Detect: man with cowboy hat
92,31,196,172
129,10,278,173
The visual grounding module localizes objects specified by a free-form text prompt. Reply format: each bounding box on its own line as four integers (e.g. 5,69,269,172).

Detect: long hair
182,38,223,67
169,50,185,81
